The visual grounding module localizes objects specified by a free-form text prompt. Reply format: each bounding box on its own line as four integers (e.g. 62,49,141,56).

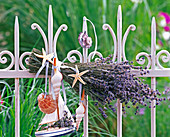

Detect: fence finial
151,17,156,69
48,5,53,53
15,16,19,71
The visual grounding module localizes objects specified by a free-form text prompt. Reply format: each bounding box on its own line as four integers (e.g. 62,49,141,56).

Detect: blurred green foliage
0,0,170,137
0,0,169,61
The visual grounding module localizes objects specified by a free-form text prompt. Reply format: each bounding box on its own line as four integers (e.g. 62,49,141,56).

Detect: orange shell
37,93,57,114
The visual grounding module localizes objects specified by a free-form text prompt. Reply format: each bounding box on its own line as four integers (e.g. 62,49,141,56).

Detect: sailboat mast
53,57,60,120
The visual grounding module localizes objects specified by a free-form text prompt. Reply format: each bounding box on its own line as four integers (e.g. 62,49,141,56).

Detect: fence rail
0,5,170,137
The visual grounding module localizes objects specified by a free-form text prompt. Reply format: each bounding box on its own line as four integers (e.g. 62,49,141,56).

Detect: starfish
34,48,54,66
68,65,89,88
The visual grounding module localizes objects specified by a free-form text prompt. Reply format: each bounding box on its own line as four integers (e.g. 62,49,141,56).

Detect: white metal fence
0,5,170,137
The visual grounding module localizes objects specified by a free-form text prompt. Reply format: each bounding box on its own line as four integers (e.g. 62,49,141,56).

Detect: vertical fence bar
14,16,20,137
151,78,156,137
82,16,88,137
48,5,53,54
82,16,88,63
48,5,53,94
151,17,156,137
117,5,122,137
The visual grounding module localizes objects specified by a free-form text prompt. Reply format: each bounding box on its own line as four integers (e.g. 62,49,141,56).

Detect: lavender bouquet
28,48,166,117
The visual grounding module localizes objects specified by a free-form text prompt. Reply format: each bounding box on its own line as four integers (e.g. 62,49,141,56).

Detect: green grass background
0,0,170,136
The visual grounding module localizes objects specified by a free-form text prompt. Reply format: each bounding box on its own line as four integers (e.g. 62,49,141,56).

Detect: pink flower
164,26,170,31
0,95,3,105
158,40,163,46
159,12,170,24
158,12,170,32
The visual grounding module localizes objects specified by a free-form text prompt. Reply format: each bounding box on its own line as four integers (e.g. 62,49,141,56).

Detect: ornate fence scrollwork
102,24,117,62
67,50,83,63
19,52,31,70
156,50,170,69
88,51,103,62
103,23,136,62
136,50,170,69
31,23,48,53
136,52,151,69
122,24,136,61
0,50,15,70
53,24,68,56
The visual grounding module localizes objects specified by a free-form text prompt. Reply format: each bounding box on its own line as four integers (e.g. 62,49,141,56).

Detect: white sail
39,93,73,125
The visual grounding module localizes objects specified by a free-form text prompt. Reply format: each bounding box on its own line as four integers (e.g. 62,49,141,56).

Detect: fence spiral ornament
103,23,136,62
31,23,48,53
19,52,31,70
67,17,103,64
136,52,151,69
67,50,83,63
87,51,103,62
0,50,15,70
53,24,68,56
156,50,170,69
102,24,117,62
122,24,136,61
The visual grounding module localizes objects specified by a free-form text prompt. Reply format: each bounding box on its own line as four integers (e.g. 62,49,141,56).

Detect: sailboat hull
35,125,76,137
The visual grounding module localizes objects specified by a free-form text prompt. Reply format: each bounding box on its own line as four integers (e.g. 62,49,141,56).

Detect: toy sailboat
35,93,76,137
35,57,76,137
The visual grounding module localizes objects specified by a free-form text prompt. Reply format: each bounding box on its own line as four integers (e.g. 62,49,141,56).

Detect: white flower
159,18,167,27
156,44,161,50
162,31,170,40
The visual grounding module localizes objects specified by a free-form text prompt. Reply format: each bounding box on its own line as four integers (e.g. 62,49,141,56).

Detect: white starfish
68,65,89,88
34,48,54,66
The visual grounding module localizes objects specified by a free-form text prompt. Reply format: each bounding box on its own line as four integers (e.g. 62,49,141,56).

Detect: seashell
78,32,92,48
51,57,63,98
76,89,86,131
51,70,63,98
51,57,63,119
76,102,85,131
37,93,57,114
